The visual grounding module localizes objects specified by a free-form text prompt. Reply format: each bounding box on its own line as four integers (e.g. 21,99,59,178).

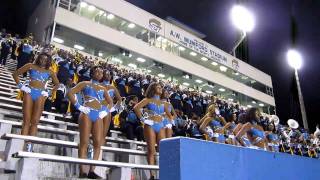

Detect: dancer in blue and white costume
13,53,59,152
68,66,113,179
134,82,173,180
160,88,177,138
236,108,267,150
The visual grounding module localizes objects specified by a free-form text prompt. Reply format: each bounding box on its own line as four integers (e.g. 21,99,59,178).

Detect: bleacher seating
0,59,157,179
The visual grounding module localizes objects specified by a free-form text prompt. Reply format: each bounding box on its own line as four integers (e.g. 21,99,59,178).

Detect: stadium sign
166,27,227,65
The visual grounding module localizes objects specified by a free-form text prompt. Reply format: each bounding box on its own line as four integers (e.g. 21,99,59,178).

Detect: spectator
119,95,144,141
0,34,13,66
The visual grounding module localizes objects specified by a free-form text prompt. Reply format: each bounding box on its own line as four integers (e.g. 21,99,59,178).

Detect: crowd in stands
1,28,320,176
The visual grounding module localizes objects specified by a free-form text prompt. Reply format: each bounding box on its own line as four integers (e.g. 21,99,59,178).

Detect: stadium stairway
0,59,159,180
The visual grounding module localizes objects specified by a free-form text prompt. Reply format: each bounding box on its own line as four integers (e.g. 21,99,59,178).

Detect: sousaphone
287,119,299,129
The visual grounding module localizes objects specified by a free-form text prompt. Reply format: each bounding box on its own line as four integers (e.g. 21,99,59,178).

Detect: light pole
230,5,255,56
287,49,308,129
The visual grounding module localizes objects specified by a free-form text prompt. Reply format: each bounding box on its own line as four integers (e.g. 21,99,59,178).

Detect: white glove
20,85,31,93
144,119,154,126
213,133,220,138
165,123,173,129
99,111,108,119
206,127,214,138
171,120,176,126
78,105,90,114
41,91,49,97
110,106,116,113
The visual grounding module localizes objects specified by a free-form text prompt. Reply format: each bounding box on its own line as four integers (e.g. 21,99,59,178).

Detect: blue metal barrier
160,137,320,180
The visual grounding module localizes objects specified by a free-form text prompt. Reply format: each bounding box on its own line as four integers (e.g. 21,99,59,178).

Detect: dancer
199,104,227,143
161,89,177,138
100,70,121,142
235,108,267,149
68,66,113,179
12,53,59,151
134,82,173,180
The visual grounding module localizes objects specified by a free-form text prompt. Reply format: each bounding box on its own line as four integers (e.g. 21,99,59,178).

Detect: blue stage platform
160,137,320,180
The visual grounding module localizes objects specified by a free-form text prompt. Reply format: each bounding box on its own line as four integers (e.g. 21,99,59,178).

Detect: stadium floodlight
287,49,302,70
158,73,165,78
230,5,255,56
219,88,226,92
206,90,213,94
98,53,103,57
195,79,203,84
287,48,308,129
231,5,255,32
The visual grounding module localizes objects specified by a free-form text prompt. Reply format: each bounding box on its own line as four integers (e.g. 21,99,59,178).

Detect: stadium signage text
168,30,227,65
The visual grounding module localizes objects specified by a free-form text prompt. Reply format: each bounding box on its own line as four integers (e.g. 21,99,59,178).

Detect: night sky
0,0,319,131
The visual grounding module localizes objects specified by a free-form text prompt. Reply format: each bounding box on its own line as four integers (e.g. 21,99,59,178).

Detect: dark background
0,0,319,131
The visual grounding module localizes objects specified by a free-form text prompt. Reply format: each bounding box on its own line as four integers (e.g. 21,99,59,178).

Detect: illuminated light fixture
219,66,227,72
247,105,252,108
107,14,114,19
74,44,84,50
98,52,103,57
206,90,213,94
147,70,152,73
88,5,96,11
241,76,248,80
208,84,214,88
201,57,208,61
219,88,226,92
230,5,255,32
112,58,122,64
259,103,264,107
80,2,87,8
103,13,107,17
211,62,218,66
233,72,239,76
128,23,136,28
183,75,190,79
252,101,256,104
128,63,137,69
195,79,203,83
250,80,256,84
136,57,146,62
53,37,64,44
120,31,125,34
190,52,197,56
178,46,186,51
228,98,234,101
183,82,190,86
98,10,104,16
158,73,165,78
287,49,302,70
